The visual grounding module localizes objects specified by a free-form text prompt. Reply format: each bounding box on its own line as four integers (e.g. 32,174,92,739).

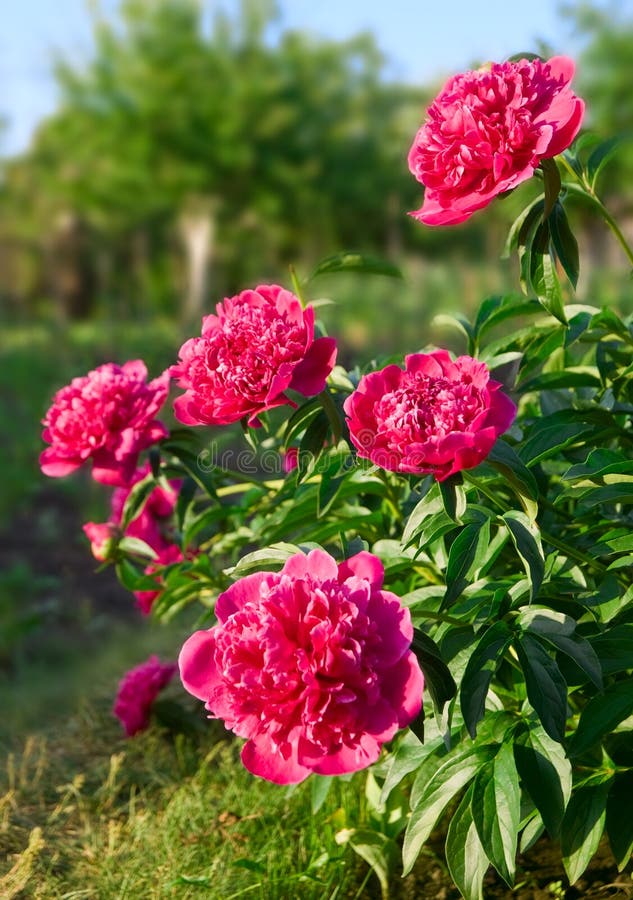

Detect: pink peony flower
40,361,170,486
408,56,584,226
113,655,177,736
344,350,516,481
179,549,424,784
171,284,337,427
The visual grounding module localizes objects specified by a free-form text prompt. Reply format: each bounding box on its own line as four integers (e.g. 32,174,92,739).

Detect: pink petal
178,629,218,702
288,337,338,397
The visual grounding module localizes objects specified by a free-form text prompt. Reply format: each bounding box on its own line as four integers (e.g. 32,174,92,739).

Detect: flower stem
592,198,633,269
558,153,633,268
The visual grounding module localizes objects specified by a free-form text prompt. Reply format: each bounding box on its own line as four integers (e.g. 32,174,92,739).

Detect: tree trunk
179,206,215,326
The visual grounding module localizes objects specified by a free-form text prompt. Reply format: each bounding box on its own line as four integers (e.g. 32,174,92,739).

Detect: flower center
374,372,484,444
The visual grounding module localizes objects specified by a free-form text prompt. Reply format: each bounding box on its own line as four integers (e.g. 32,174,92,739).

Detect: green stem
592,197,633,269
558,154,633,268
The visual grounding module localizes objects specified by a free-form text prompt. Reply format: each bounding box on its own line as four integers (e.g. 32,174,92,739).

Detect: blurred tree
564,1,633,197
2,0,427,321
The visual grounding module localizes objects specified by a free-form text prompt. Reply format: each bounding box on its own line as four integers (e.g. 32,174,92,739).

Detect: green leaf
118,536,158,560
311,775,333,814
514,634,568,743
403,747,493,875
307,251,403,281
445,786,489,900
530,238,567,324
444,518,491,606
567,680,633,758
563,448,633,482
471,742,521,885
590,625,633,675
297,410,330,481
224,543,300,578
514,725,572,837
487,440,539,519
561,780,611,885
520,813,545,854
460,621,513,739
549,201,579,288
517,368,600,393
345,829,399,900
503,196,544,258
487,441,538,499
541,158,561,221
379,731,441,804
284,398,322,447
401,484,444,546
587,134,630,188
411,630,456,716
438,476,467,523
502,511,544,600
518,418,596,468
119,471,156,531
576,483,633,507
606,771,633,870
519,608,603,689
476,296,543,339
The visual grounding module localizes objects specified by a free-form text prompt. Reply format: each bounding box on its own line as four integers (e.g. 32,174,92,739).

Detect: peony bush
41,54,633,898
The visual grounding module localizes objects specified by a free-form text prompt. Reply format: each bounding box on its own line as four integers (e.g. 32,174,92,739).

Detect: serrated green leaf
514,725,572,837
471,742,520,885
567,680,633,758
460,621,513,739
445,786,489,900
561,780,611,885
514,634,568,743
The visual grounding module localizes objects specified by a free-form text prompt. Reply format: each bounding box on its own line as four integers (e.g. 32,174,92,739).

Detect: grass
0,708,372,899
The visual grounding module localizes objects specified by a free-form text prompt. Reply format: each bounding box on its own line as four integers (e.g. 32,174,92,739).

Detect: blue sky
0,0,614,157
